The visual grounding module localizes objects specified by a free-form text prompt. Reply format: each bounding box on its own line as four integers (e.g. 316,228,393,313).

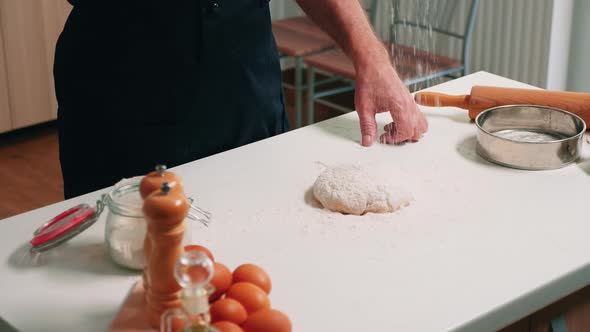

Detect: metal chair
272,0,378,128
304,0,481,125
272,18,335,128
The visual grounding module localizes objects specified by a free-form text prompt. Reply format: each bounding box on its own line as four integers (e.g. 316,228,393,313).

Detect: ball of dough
312,164,411,215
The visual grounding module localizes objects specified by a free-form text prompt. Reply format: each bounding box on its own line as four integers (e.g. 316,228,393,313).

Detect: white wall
546,0,573,90
471,0,552,88
566,0,590,92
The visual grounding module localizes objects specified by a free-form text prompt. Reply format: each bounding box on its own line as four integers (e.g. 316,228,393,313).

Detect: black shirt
54,0,287,198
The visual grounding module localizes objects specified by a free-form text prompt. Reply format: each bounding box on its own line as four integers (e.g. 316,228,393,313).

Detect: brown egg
232,264,272,294
225,282,270,314
210,262,233,301
212,321,244,332
242,309,292,332
210,298,248,325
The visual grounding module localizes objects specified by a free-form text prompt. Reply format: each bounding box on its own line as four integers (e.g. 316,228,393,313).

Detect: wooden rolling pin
414,86,590,125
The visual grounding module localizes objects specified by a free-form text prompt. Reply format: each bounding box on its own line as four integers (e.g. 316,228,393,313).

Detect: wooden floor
0,121,63,219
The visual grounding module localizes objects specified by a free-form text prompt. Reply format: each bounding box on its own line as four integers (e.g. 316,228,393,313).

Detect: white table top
1,71,589,332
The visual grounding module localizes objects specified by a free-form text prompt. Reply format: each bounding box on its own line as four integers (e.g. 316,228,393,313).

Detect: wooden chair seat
304,44,463,81
272,25,335,57
272,16,332,41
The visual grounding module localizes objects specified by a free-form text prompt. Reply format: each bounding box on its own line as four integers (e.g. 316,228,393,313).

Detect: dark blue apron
54,0,287,198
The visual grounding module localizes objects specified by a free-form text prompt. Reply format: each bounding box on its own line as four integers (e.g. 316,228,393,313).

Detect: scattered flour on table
312,164,412,215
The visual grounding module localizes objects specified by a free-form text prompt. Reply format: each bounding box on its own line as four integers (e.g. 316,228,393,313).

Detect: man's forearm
297,1,428,146
296,0,389,70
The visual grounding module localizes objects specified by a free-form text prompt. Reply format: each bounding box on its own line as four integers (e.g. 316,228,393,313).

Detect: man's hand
355,55,428,146
296,0,428,147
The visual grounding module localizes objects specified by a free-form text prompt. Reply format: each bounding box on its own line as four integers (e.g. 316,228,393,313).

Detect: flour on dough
312,164,412,215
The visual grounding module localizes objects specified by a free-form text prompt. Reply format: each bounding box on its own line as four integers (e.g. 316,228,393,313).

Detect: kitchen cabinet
530,285,590,332
0,26,10,133
0,0,71,133
497,285,590,332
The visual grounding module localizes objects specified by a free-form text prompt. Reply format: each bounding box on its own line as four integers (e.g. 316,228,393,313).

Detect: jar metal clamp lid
28,176,211,253
29,200,104,252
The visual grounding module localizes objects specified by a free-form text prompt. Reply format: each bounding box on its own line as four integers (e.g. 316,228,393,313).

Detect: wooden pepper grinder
140,165,184,294
143,182,190,328
140,165,184,199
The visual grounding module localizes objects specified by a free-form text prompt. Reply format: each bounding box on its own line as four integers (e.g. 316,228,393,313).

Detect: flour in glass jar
105,214,146,270
104,177,147,270
104,177,193,270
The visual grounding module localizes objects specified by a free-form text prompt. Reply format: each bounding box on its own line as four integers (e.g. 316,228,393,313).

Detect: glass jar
103,177,192,270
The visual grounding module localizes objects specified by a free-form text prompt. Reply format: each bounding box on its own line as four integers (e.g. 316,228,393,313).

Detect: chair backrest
389,0,480,73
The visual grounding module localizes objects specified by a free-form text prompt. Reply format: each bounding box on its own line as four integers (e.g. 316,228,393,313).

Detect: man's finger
382,122,409,145
381,122,395,144
384,122,395,132
380,132,395,144
411,129,423,142
357,110,378,147
380,124,404,145
392,123,412,143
